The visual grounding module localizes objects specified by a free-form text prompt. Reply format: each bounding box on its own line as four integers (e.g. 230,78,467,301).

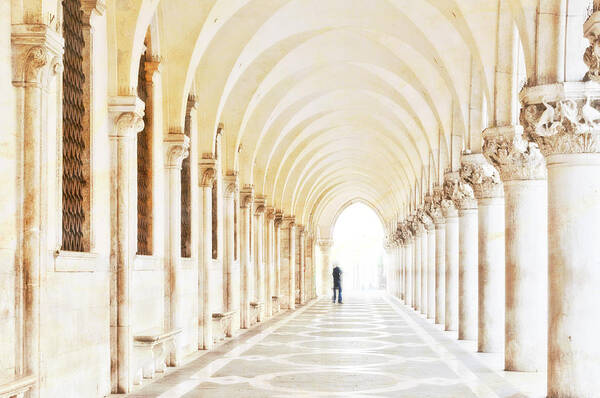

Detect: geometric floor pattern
123,291,531,398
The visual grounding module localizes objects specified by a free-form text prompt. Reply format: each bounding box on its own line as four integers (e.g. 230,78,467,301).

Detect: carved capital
520,82,600,156
274,210,283,228
318,239,334,251
398,221,413,243
254,195,266,215
416,208,434,230
424,190,444,224
283,216,295,228
584,12,600,83
12,25,63,86
483,125,546,181
266,207,275,221
164,133,190,169
460,153,503,199
223,172,239,199
240,185,254,208
108,96,145,138
441,172,459,217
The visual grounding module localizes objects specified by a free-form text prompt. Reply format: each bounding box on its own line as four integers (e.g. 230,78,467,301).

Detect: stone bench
249,301,263,325
133,328,182,385
212,311,236,343
0,375,36,398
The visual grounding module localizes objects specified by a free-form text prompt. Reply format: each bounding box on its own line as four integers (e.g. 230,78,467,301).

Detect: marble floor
121,291,545,397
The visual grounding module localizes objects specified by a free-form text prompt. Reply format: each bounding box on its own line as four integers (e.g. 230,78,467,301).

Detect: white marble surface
118,291,545,398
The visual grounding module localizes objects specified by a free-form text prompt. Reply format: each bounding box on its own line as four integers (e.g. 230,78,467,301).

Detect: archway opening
332,202,385,291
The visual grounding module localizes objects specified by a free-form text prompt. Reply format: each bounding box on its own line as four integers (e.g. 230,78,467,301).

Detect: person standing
332,264,343,303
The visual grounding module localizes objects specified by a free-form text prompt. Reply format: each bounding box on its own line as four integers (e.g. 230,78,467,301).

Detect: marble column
461,153,505,353
239,187,254,329
426,224,436,319
299,227,306,304
456,172,478,341
420,224,428,314
427,188,445,324
254,199,265,321
164,134,190,365
318,239,333,296
287,219,296,310
442,172,460,332
108,96,145,392
400,223,413,308
12,26,63,397
412,221,422,311
274,212,282,312
198,159,216,348
265,208,275,317
520,79,600,395
484,125,547,370
223,173,238,331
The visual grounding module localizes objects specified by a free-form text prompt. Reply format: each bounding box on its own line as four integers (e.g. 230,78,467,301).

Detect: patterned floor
123,291,537,397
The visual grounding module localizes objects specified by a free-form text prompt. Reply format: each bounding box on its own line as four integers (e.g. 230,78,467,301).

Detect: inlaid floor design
124,292,531,397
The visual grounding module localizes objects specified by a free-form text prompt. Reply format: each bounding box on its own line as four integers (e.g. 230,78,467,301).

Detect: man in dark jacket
332,264,343,303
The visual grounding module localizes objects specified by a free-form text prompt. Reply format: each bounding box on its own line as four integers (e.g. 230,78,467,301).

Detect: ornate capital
441,172,459,216
483,125,546,181
520,82,600,156
223,172,239,198
283,215,295,228
108,96,145,138
398,222,413,243
266,207,275,221
12,25,63,86
274,210,283,228
164,133,190,169
460,153,503,199
199,157,217,187
240,185,254,208
318,239,334,251
254,195,266,215
584,12,600,82
416,208,434,230
425,186,444,224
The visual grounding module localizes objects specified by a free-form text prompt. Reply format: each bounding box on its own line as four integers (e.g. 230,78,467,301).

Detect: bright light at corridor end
332,203,385,291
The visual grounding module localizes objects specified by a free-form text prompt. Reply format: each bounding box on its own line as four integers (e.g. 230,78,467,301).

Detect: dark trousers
332,284,342,303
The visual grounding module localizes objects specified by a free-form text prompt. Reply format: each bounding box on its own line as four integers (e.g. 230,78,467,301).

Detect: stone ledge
0,375,36,398
53,250,100,272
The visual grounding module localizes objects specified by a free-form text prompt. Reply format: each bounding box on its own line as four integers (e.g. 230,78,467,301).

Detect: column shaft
414,232,421,310
435,222,446,325
458,208,478,340
445,216,459,331
427,227,436,319
420,232,427,314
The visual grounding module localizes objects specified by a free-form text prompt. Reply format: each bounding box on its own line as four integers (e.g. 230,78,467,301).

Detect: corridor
123,292,540,398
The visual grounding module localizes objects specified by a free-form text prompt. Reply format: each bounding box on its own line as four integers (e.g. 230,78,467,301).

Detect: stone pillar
107,96,145,392
12,26,63,397
265,208,275,317
274,212,282,312
442,172,460,331
399,223,414,308
483,125,547,370
223,173,238,329
287,219,296,310
299,227,306,304
426,225,435,319
461,153,505,353
239,187,254,328
420,225,428,314
456,170,478,341
411,220,422,311
164,134,190,365
426,188,445,324
198,159,216,348
520,79,600,395
318,239,333,296
254,198,265,321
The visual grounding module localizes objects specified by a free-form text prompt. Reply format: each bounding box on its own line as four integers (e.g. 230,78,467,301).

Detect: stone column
442,172,460,331
427,188,445,324
461,153,505,353
399,223,413,307
164,134,190,365
254,198,265,320
420,224,428,314
457,168,478,341
107,96,145,392
274,212,282,312
318,239,333,296
265,208,275,317
411,220,422,311
299,227,306,304
426,225,436,319
417,209,433,316
12,26,63,397
198,159,216,348
483,125,547,370
520,78,600,395
239,187,254,328
287,219,296,310
223,173,238,329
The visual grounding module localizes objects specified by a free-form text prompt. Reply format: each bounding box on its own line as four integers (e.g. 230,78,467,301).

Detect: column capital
223,171,239,198
317,239,333,251
12,25,63,86
398,222,413,244
274,210,283,227
240,185,254,208
283,215,295,228
425,186,445,224
520,82,600,156
163,133,190,169
144,57,161,85
416,208,434,231
441,171,459,217
584,12,600,83
446,164,476,209
254,195,266,215
198,157,217,187
460,153,503,199
483,125,547,181
266,207,275,220
108,96,145,138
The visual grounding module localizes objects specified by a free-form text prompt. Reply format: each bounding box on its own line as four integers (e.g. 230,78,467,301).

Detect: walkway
123,292,542,397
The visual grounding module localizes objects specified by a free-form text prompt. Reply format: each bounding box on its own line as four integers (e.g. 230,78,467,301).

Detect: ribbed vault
105,0,534,234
